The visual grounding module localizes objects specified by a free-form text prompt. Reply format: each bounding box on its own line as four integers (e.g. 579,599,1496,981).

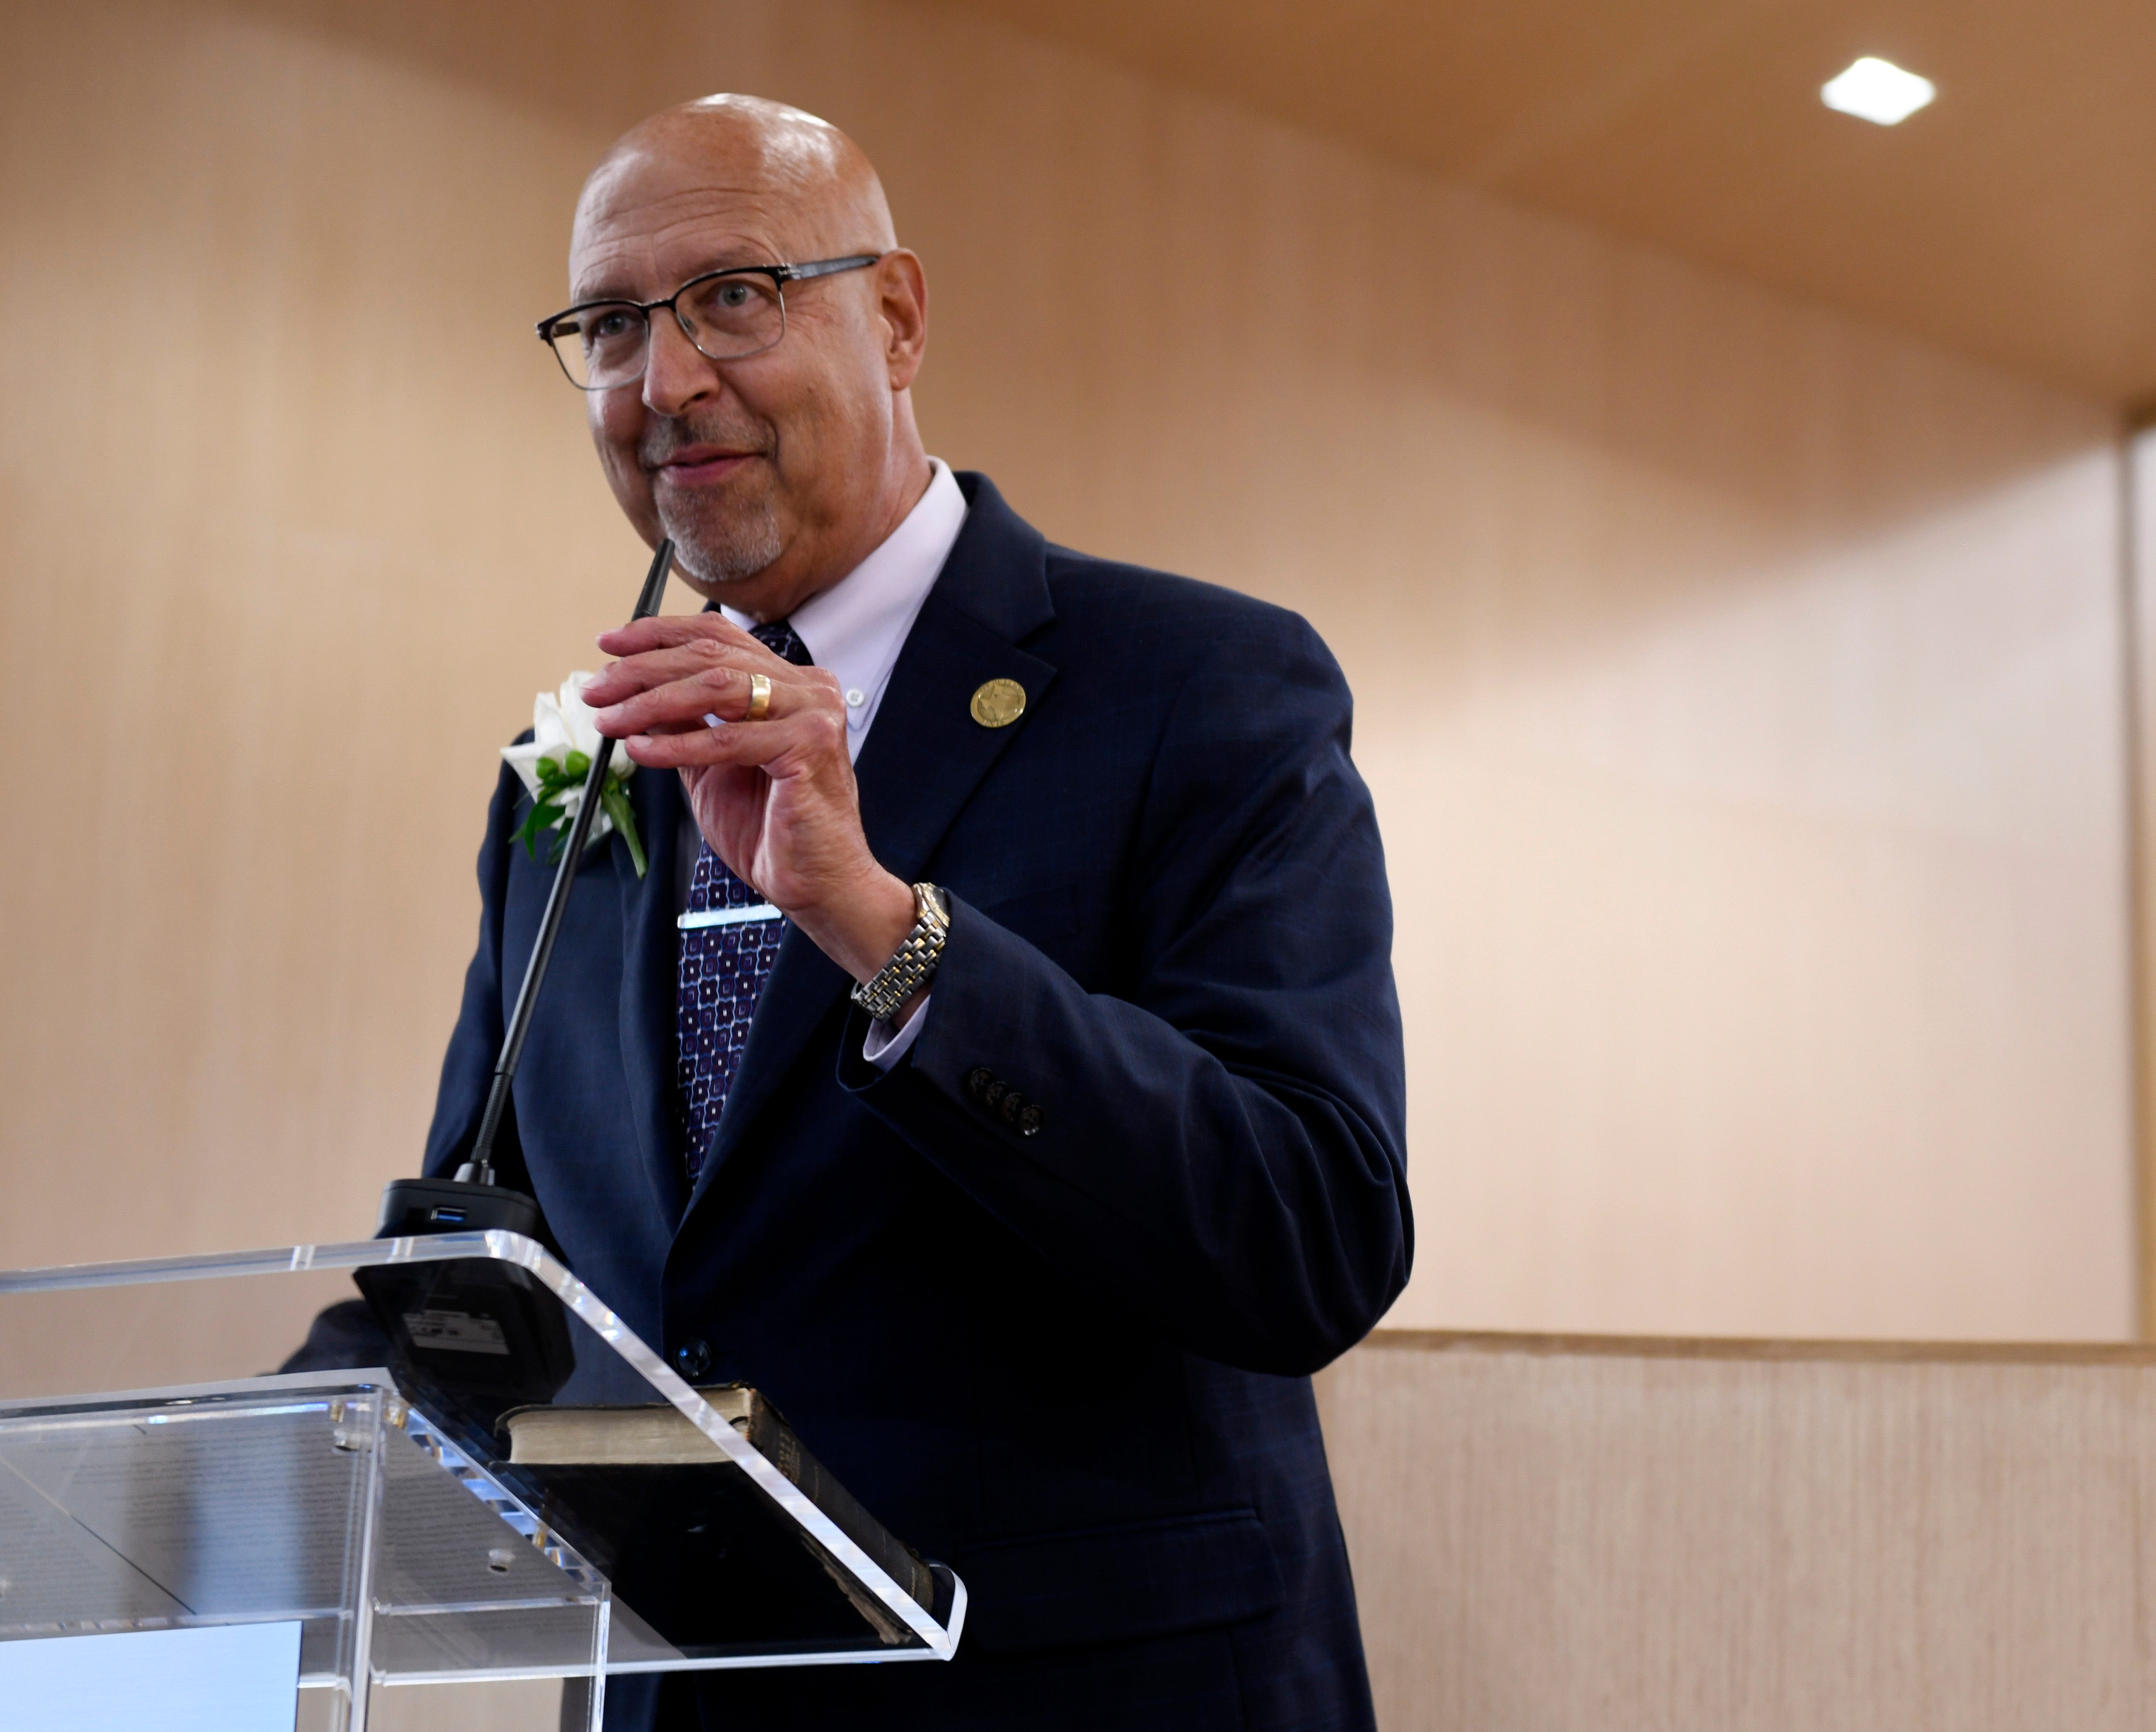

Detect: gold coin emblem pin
969,678,1027,729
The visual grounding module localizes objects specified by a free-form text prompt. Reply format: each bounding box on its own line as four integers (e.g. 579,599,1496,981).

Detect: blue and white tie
674,620,809,1180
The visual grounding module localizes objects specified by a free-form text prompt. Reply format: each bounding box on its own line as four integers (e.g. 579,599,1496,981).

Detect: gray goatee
662,495,782,588
641,413,782,587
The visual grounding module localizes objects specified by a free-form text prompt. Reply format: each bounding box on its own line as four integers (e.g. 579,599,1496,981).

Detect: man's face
568,140,897,613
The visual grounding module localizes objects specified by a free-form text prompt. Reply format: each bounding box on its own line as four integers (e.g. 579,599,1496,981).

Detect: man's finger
621,710,843,772
587,645,831,711
590,663,787,736
596,613,757,657
581,636,749,704
593,662,842,731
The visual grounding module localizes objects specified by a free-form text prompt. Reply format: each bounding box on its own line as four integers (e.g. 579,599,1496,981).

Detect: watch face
922,884,950,922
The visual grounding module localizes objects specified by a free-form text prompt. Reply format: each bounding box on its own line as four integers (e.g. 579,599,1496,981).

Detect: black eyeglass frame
535,253,884,390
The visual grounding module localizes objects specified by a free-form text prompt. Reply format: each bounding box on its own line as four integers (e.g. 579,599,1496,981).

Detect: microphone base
375,1175,548,1241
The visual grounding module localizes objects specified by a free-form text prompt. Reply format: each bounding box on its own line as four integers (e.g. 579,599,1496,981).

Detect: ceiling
951,0,2156,409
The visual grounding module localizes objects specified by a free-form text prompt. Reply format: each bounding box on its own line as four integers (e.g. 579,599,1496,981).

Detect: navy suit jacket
425,474,1411,1731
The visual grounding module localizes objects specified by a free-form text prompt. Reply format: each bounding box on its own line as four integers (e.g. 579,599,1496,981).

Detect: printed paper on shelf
0,1621,301,1732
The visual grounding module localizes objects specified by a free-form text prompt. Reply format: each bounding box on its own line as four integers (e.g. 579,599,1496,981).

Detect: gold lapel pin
970,678,1027,728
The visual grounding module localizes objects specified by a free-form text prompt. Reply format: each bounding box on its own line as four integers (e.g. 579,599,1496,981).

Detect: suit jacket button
1019,1104,1043,1136
967,1067,994,1101
983,1080,1008,1108
674,1338,713,1381
999,1091,1025,1123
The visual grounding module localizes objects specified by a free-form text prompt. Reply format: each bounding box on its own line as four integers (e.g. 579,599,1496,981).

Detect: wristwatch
852,883,950,1023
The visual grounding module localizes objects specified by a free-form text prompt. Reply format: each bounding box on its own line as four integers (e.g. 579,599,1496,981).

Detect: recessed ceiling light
1821,57,1936,126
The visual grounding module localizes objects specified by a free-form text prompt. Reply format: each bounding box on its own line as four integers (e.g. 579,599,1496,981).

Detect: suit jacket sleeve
840,611,1411,1377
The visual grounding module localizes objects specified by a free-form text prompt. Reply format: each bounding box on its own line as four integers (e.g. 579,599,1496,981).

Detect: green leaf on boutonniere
516,798,566,861
600,777,648,878
514,767,646,879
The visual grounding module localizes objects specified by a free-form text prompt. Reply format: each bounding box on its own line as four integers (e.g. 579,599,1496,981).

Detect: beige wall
0,0,2133,1339
1316,1331,2156,1729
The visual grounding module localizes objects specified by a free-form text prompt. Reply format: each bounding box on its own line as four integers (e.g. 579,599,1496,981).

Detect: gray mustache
640,416,775,468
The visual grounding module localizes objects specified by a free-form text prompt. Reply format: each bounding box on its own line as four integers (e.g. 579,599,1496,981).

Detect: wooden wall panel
0,0,2133,1340
1317,1332,2156,1729
2124,425,2156,1339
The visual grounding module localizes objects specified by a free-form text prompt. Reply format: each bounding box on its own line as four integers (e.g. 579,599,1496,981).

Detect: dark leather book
497,1386,935,1651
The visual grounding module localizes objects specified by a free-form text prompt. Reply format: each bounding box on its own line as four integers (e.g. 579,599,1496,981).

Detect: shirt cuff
861,994,931,1071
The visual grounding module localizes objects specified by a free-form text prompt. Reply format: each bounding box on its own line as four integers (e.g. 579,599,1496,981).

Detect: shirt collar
722,458,968,759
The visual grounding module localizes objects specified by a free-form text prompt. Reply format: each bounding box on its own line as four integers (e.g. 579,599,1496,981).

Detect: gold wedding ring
746,671,773,721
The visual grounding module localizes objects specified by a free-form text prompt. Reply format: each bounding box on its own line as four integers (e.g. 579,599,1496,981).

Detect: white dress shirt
675,458,968,1069
725,457,969,763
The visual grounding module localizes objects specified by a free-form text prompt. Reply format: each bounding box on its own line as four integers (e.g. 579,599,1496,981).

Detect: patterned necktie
675,620,812,1181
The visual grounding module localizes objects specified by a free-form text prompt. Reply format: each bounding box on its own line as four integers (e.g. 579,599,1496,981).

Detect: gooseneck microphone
375,538,674,1241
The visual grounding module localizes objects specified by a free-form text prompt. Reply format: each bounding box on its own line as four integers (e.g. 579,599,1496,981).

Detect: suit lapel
854,601,1058,880
617,763,690,1222
682,474,1059,1210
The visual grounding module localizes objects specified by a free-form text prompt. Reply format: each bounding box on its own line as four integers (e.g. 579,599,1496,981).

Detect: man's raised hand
582,614,916,986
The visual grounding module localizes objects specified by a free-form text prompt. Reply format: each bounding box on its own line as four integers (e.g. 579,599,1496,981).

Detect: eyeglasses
535,254,882,391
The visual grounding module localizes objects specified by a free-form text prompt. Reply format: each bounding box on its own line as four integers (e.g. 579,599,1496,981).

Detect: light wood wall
2124,425,2156,1339
1315,1331,2156,1729
0,0,2134,1339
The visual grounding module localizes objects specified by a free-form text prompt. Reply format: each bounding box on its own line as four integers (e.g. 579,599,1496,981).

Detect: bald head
573,95,895,297
563,94,931,620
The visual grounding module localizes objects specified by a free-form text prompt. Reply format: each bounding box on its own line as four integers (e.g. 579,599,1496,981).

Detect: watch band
852,883,950,1023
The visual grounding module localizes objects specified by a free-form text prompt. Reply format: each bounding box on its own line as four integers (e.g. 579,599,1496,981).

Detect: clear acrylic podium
0,1231,965,1729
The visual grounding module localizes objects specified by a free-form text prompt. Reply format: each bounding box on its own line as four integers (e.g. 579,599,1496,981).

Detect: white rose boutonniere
501,672,648,878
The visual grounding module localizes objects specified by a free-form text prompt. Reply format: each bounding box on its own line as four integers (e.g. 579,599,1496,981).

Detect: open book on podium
0,1230,965,1731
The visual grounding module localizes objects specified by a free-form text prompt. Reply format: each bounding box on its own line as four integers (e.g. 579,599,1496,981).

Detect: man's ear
877,249,928,390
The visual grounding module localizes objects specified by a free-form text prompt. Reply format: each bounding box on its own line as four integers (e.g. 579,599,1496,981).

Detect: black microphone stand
376,539,674,1241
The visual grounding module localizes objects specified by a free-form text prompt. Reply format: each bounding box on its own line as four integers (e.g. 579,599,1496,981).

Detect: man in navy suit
429,93,1410,1729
